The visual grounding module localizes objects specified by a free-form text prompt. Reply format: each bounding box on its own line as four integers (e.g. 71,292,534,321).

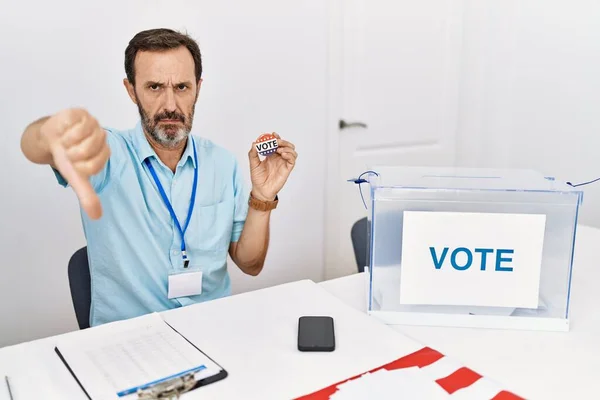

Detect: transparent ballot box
363,166,583,331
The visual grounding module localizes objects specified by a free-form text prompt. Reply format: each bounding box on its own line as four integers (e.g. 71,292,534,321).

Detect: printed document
55,313,222,399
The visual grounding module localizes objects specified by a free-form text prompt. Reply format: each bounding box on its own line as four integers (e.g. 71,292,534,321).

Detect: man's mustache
154,111,185,123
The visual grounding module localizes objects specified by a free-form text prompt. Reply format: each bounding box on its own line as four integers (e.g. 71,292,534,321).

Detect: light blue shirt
54,121,249,327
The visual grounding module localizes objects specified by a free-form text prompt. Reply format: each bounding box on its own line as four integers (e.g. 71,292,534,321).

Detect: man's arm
228,132,297,276
229,202,272,276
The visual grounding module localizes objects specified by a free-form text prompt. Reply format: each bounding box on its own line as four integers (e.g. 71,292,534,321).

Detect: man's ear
195,78,203,100
123,78,137,104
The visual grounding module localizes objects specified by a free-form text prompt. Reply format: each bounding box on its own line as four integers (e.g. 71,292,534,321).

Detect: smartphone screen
297,316,335,352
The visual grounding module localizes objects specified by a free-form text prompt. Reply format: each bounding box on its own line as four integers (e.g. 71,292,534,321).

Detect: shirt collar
133,120,197,169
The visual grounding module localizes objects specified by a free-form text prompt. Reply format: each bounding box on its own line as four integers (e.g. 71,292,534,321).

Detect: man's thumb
51,144,103,220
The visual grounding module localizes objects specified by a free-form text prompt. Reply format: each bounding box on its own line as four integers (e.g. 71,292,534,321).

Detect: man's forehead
134,47,196,82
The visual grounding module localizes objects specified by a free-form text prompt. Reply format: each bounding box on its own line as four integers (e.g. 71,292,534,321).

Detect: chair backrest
350,217,370,273
67,246,91,330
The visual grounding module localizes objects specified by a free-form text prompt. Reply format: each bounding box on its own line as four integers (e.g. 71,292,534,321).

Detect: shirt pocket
187,201,234,253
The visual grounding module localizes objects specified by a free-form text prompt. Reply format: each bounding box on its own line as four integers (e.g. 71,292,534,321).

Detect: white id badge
168,270,203,299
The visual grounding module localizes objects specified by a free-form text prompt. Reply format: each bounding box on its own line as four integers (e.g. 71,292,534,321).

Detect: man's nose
162,88,177,112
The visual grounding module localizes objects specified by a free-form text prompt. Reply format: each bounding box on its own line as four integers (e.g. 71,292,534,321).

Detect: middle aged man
20,28,297,327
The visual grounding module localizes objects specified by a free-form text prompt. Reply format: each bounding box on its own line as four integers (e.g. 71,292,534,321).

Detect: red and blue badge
255,133,278,156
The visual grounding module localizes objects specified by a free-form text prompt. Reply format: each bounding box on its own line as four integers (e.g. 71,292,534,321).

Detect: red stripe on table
294,347,444,399
384,346,445,369
492,390,527,400
435,367,482,394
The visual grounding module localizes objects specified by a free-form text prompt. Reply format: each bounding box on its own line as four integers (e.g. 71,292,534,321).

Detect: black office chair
350,217,370,273
68,246,91,330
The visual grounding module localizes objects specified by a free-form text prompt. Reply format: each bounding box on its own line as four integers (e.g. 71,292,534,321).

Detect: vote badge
255,133,278,157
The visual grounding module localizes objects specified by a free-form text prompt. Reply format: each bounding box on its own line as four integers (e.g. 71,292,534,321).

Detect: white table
0,279,426,400
1,225,598,399
320,224,600,400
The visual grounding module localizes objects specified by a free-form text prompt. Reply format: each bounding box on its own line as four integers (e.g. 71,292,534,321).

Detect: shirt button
172,250,180,256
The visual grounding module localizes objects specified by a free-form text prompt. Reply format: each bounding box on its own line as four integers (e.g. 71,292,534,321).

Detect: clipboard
54,316,228,399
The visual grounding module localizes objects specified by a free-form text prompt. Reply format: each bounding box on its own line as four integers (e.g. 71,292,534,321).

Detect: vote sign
399,211,546,308
255,133,278,156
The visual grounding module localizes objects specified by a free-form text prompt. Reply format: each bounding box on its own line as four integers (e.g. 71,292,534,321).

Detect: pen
5,376,13,400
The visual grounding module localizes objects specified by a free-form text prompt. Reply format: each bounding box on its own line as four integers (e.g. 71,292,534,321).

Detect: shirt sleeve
52,128,119,194
231,158,250,242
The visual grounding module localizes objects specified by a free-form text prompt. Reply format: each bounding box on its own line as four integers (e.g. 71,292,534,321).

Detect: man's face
126,46,201,148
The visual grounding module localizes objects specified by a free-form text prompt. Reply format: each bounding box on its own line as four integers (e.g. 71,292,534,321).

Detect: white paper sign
399,211,546,308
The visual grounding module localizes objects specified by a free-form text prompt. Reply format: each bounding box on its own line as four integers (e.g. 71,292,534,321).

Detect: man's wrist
248,192,278,211
250,190,276,202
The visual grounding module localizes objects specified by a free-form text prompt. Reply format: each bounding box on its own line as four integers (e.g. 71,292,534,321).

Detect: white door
325,0,464,279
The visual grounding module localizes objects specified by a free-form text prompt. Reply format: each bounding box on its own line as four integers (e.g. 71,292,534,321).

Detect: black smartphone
297,316,335,352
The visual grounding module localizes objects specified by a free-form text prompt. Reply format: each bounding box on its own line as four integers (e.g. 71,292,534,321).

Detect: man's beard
136,100,194,149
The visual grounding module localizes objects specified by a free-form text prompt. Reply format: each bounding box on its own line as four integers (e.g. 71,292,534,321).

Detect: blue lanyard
144,138,198,268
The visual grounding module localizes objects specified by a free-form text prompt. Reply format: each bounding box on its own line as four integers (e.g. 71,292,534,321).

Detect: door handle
339,119,367,129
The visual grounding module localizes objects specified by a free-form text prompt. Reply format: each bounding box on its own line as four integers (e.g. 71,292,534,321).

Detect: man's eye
177,84,187,91
150,84,160,90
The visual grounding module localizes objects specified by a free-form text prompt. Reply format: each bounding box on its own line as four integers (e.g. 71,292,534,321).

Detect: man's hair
125,28,202,86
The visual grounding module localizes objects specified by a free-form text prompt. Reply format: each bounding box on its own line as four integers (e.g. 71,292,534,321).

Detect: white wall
4,0,600,348
456,0,600,226
0,0,329,347
323,0,600,280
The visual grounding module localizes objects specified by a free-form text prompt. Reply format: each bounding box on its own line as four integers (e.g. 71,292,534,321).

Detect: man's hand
230,133,296,276
40,109,110,220
248,133,297,201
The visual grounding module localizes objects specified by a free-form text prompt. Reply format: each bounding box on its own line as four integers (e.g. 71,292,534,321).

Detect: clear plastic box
363,166,583,331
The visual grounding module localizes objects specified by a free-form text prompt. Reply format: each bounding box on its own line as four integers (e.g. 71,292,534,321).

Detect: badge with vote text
255,133,278,156
399,211,546,308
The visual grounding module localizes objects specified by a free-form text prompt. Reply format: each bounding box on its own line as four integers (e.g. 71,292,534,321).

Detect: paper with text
55,313,221,399
400,211,546,308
